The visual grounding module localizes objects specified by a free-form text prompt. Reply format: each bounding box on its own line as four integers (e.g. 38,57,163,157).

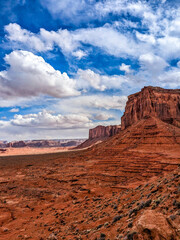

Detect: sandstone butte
0,86,179,240
121,86,180,130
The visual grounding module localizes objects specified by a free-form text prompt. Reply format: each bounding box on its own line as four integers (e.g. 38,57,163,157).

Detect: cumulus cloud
0,118,90,141
76,69,130,91
0,110,119,141
11,110,93,129
119,63,131,73
39,28,79,54
0,50,79,99
5,23,51,51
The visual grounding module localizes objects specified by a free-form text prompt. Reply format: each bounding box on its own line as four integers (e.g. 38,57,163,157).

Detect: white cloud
76,69,130,91
139,53,169,75
11,110,93,129
0,109,118,141
0,96,43,108
74,26,140,57
0,50,79,99
9,108,19,113
94,113,113,121
5,24,142,58
119,63,131,73
72,50,87,59
5,23,51,51
95,0,149,18
157,67,180,88
40,0,150,24
77,69,106,91
169,18,180,37
40,28,79,54
56,95,128,113
4,1,180,63
157,36,180,59
0,119,90,141
136,32,156,45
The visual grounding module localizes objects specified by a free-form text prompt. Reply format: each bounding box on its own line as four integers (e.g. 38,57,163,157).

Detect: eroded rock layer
121,86,180,130
89,125,121,139
77,125,121,149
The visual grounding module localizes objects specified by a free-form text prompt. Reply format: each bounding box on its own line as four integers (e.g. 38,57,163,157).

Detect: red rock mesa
121,86,180,130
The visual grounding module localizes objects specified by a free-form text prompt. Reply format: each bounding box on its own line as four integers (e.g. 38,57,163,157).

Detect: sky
0,0,180,141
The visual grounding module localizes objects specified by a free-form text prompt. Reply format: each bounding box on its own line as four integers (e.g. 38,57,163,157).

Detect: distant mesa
0,139,84,149
89,125,121,139
77,125,121,149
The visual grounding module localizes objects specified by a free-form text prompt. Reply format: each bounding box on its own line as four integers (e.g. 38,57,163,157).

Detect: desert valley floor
0,115,180,240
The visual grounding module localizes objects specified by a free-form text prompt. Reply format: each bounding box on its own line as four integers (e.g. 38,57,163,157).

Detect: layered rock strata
89,125,121,139
121,86,180,130
77,125,121,149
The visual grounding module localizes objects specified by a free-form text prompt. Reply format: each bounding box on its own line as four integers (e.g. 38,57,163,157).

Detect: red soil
0,147,72,157
0,116,179,240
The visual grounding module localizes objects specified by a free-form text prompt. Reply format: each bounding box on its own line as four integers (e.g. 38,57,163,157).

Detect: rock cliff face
121,86,180,130
89,125,121,139
77,125,121,149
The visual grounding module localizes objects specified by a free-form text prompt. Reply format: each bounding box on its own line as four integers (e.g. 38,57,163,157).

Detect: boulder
134,210,179,240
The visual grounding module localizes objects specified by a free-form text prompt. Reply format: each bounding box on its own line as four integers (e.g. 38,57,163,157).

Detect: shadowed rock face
121,86,180,130
89,125,121,139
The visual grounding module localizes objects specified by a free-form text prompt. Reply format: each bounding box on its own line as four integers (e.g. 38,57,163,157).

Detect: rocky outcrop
121,86,180,130
89,125,121,139
133,210,178,240
76,125,121,149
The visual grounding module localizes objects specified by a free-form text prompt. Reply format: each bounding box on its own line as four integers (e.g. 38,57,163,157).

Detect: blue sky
0,0,180,141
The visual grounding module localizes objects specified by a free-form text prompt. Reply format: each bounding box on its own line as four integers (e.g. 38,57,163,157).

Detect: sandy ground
0,147,73,156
